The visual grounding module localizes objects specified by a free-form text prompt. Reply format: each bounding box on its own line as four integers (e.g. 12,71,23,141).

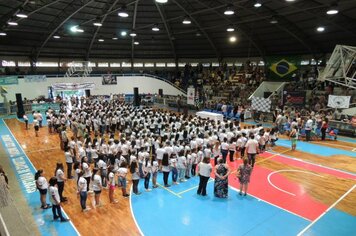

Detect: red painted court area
223,152,356,221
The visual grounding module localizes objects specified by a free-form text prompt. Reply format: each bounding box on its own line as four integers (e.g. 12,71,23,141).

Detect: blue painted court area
0,119,78,236
16,113,49,126
338,136,356,144
131,173,309,236
303,209,356,236
276,139,356,157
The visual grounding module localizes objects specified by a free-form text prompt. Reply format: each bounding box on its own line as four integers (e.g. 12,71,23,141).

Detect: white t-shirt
37,176,48,190
198,162,212,177
156,148,166,160
82,162,92,178
117,167,128,177
177,156,187,169
245,139,259,154
65,151,73,163
49,186,60,204
108,172,115,186
92,175,102,191
56,169,65,182
78,177,87,192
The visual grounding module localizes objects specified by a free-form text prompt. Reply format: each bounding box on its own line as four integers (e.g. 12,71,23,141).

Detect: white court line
297,184,356,236
2,120,81,236
266,150,356,177
267,170,324,196
352,148,356,152
228,185,310,222
129,186,145,236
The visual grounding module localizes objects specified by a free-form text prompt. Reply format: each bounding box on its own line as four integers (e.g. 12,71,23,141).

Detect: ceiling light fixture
226,26,235,32
152,24,160,31
53,35,61,39
129,31,137,37
118,6,129,18
98,39,104,42
285,0,296,2
16,11,28,18
7,20,18,26
112,37,118,40
229,36,237,43
196,32,201,37
326,4,338,15
270,16,278,24
93,22,102,27
134,41,139,45
182,17,191,24
121,31,127,36
224,5,235,15
254,1,262,8
0,32,7,36
316,26,325,32
155,0,168,3
70,25,84,33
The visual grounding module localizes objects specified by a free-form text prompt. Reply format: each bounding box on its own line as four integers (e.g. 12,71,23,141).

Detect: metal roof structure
0,0,355,61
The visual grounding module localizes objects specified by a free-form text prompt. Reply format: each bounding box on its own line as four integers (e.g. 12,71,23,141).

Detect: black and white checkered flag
251,97,271,112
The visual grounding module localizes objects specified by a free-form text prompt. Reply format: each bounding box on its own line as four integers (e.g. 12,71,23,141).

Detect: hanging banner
52,82,95,91
251,97,271,112
0,76,18,85
187,87,195,105
328,95,351,109
265,56,300,81
283,90,306,107
31,103,60,111
102,74,117,85
24,75,47,82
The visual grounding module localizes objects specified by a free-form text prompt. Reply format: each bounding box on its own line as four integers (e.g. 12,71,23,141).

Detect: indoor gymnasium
0,0,355,236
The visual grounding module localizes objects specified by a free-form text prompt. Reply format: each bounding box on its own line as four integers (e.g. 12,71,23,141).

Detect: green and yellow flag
266,57,300,81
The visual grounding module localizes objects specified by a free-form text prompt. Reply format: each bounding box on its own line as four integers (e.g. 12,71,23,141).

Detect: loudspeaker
264,92,272,98
158,89,163,96
16,93,25,118
85,89,91,97
133,87,140,106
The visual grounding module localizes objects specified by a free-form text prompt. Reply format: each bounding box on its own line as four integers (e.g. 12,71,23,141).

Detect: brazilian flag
266,57,300,81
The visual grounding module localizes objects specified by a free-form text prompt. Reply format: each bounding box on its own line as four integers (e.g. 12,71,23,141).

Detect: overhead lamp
53,35,61,39
129,31,137,37
121,31,127,36
98,38,104,42
93,19,102,27
112,37,118,40
7,20,18,26
134,41,139,45
285,0,296,2
224,5,235,15
326,4,338,15
16,11,28,18
152,24,160,31
229,36,237,43
254,1,262,8
182,17,191,24
270,17,278,24
155,0,168,3
70,25,84,33
118,6,129,18
196,31,201,37
0,32,7,36
316,26,325,32
226,26,235,32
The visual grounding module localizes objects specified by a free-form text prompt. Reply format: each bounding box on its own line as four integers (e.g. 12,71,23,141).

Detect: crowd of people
29,95,282,221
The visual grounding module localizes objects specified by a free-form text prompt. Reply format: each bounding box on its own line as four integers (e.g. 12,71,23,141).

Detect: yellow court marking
157,183,182,198
177,178,214,195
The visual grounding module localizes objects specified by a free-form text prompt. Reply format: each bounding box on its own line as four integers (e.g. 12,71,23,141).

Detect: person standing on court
245,135,259,168
289,125,298,151
214,158,230,198
237,158,252,196
305,116,313,142
48,177,69,222
197,157,212,196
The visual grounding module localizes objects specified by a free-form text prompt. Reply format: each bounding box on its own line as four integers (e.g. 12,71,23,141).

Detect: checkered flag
251,97,271,112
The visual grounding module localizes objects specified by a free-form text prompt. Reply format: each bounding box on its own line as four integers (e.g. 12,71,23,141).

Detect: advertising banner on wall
327,95,351,109
0,76,18,85
31,103,60,111
102,74,117,85
52,82,95,91
283,90,306,107
24,75,47,82
266,57,300,81
187,87,195,105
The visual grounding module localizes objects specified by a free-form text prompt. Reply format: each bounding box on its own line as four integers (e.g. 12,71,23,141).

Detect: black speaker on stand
158,89,163,97
133,87,140,106
16,93,25,118
264,92,272,98
85,89,91,97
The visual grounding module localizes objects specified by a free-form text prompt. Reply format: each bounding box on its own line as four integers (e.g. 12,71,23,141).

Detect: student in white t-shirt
108,167,118,204
151,156,159,188
48,177,69,222
245,134,259,167
185,149,192,179
77,171,91,212
197,157,212,196
117,162,130,197
34,169,50,209
55,162,67,202
92,168,103,207
177,150,187,182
